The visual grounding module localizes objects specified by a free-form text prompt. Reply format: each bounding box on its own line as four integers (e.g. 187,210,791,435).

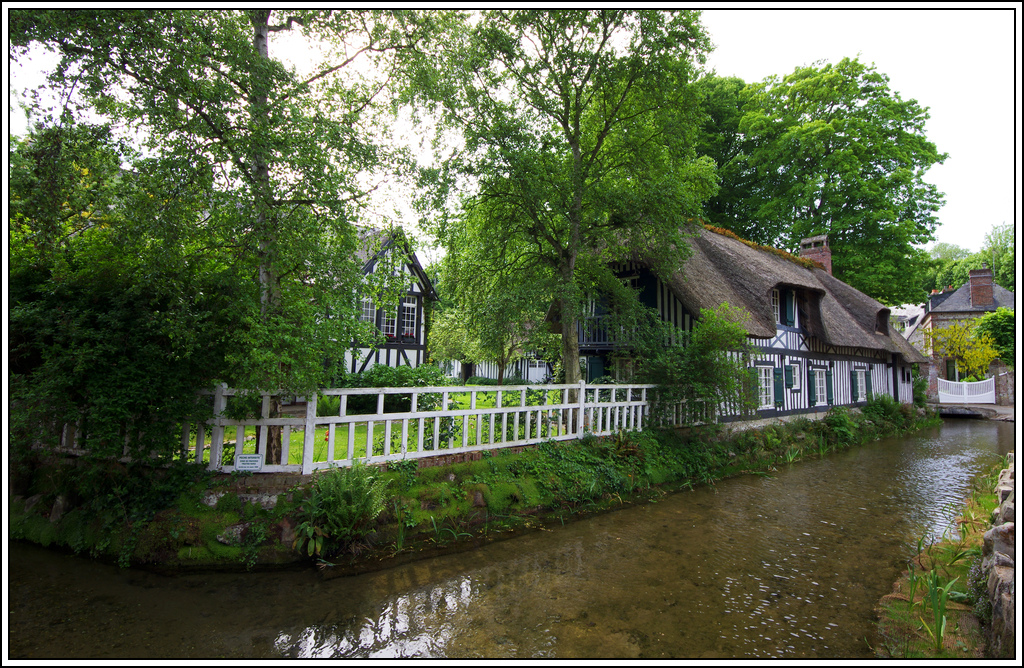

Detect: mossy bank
10,395,941,575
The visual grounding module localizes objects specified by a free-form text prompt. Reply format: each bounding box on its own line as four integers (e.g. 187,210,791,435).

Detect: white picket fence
937,377,995,404
183,381,699,475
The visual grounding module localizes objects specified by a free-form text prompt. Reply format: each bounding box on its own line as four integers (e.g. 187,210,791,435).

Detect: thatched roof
659,226,927,364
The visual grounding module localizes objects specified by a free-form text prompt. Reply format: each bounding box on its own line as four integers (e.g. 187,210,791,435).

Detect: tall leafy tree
9,123,237,461
407,10,718,385
10,9,437,463
430,205,559,385
924,224,1015,294
974,307,1015,369
738,57,946,305
693,75,768,244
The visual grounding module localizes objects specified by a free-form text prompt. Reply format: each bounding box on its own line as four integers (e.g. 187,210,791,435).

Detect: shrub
293,463,389,558
863,393,907,429
912,369,928,408
823,407,857,445
465,376,530,386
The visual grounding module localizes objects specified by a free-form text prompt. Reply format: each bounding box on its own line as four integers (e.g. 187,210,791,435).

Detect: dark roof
927,281,1014,314
649,226,927,364
356,226,438,301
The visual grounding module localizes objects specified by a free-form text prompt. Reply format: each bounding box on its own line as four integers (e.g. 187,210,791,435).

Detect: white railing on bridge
937,377,995,404
181,381,698,475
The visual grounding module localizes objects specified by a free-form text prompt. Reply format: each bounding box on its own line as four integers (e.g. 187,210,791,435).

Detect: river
8,419,1014,659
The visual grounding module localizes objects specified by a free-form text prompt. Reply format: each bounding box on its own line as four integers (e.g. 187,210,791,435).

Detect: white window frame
400,297,417,337
361,297,375,323
789,362,801,391
813,369,827,404
772,289,781,324
855,369,867,402
757,365,773,409
382,308,397,337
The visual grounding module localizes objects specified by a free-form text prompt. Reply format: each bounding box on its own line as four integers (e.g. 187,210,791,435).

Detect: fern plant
292,463,390,558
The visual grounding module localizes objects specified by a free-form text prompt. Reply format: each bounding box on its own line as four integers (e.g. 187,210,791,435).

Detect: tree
924,224,1015,295
983,222,1015,291
430,206,559,384
9,123,236,461
407,10,718,387
693,75,772,245
738,57,947,305
639,303,757,425
974,308,1015,368
925,320,1000,380
11,10,437,463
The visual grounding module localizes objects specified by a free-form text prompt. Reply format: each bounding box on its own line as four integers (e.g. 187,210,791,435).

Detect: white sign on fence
234,453,264,472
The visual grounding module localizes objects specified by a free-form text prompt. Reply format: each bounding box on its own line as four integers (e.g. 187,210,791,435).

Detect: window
772,289,781,324
813,369,827,404
382,309,396,337
757,366,773,409
401,297,417,337
788,362,801,391
361,298,375,323
854,369,867,402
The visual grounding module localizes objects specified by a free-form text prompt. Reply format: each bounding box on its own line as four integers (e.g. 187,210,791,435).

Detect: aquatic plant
919,570,958,653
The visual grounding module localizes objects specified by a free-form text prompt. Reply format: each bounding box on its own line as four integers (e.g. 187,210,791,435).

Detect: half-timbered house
580,226,927,420
346,227,438,373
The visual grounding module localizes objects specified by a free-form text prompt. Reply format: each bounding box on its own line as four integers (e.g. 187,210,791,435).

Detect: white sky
7,5,1021,256
698,5,1020,254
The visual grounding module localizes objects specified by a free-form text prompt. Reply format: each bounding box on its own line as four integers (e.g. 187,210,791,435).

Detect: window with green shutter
784,364,794,389
826,368,834,405
784,290,795,327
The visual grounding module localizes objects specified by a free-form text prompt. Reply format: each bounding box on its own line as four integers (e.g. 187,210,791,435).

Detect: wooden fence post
302,393,317,475
209,383,227,471
576,380,586,435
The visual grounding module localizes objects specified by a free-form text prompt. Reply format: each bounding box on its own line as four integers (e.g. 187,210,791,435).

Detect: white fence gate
937,377,995,404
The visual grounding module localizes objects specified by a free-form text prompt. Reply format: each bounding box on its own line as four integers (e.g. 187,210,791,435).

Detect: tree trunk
559,258,581,389
250,11,283,465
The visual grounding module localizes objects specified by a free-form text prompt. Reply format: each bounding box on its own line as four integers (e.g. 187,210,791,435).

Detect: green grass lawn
187,388,577,468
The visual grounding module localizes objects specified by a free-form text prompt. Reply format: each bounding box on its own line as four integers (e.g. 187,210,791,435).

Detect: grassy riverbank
10,395,941,574
873,456,1010,659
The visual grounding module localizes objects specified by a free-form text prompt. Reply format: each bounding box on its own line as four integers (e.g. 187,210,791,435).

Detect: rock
471,491,486,508
277,518,295,545
990,587,1016,658
239,492,279,510
983,522,1015,560
216,522,250,546
1000,496,1015,524
993,551,1014,568
202,491,226,508
49,495,68,524
23,493,43,513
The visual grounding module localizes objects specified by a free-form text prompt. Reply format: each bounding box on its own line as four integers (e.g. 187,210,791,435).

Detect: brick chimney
969,263,994,309
799,235,832,275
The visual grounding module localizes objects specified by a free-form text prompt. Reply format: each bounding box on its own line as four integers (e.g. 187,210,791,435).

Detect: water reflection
9,420,1013,659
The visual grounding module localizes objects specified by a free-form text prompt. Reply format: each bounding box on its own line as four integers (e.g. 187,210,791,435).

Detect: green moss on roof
702,225,825,272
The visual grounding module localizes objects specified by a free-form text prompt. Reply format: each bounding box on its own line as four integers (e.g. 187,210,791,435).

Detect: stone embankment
982,452,1015,658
